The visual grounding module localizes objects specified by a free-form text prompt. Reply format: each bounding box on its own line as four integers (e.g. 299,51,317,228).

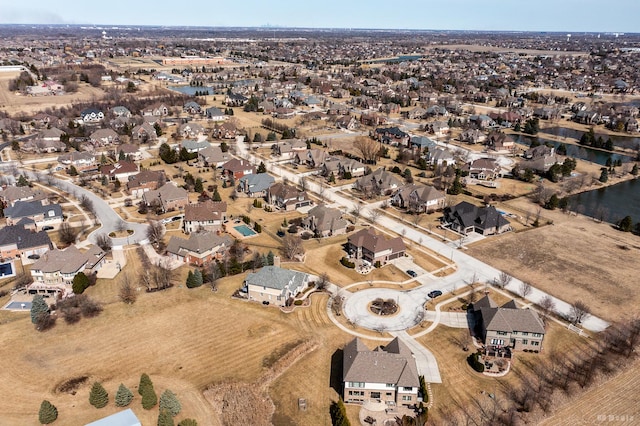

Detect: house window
532,341,540,346
402,395,412,401
370,392,381,399
522,339,528,345
496,331,508,336
521,332,529,336
348,382,365,388
385,392,393,397
532,333,542,337
386,383,395,388
402,387,413,392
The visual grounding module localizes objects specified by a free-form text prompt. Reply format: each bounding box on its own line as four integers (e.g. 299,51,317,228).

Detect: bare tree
331,294,343,316
208,261,221,292
350,201,362,220
282,234,304,260
519,281,532,299
119,273,137,304
317,183,326,201
146,220,165,251
317,272,329,291
538,295,556,327
59,222,79,246
368,208,380,224
299,176,308,191
116,220,127,233
353,136,380,164
79,195,94,215
95,234,113,252
496,271,512,289
569,300,591,325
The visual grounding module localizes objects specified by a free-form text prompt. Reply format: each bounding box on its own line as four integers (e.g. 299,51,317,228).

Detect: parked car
27,254,40,260
428,290,443,298
262,301,270,306
42,226,54,231
406,270,417,278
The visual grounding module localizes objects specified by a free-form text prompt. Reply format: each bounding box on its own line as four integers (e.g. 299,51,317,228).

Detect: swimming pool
234,224,257,237
4,301,32,310
0,262,14,277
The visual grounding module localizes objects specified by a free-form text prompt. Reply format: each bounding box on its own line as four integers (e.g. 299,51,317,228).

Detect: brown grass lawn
466,209,640,323
0,258,308,425
421,321,586,423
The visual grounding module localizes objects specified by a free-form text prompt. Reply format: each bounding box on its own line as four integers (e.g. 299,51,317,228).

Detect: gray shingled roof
30,246,88,274
0,225,52,250
166,231,231,257
4,200,62,220
245,266,308,292
343,337,419,388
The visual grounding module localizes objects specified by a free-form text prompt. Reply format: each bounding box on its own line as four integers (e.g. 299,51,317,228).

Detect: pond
566,179,640,224
169,86,215,96
541,127,640,151
515,135,634,166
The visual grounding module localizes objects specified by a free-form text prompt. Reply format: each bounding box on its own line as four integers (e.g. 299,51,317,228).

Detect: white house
244,266,309,306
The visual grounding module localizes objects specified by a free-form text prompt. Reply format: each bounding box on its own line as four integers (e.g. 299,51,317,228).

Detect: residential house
21,139,66,153
391,183,446,213
335,115,358,130
238,173,275,198
426,147,455,167
346,227,406,266
225,92,248,107
360,113,386,127
464,158,502,181
142,182,189,213
473,295,545,352
407,107,427,120
29,245,106,296
343,337,420,406
39,127,65,141
198,146,230,168
205,107,226,121
322,156,366,179
178,123,206,139
374,127,410,146
409,136,437,151
222,158,255,180
183,200,228,233
443,201,511,235
180,139,211,154
0,186,46,208
111,106,132,118
131,122,157,143
90,128,119,146
459,129,487,144
521,145,558,173
267,182,312,211
485,131,515,152
355,168,402,196
81,108,105,123
183,101,202,115
428,121,450,137
57,152,97,172
469,114,496,129
301,204,348,237
101,161,139,183
166,231,232,266
126,170,165,198
4,200,63,228
0,225,53,261
244,266,309,306
142,103,169,117
272,140,307,161
212,122,238,139
117,144,143,162
294,149,327,169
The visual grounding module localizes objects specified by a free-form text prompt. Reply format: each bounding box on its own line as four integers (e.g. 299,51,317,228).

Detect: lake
515,135,634,166
567,179,640,224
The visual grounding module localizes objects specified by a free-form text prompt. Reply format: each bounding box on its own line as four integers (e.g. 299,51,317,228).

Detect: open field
466,207,640,322
540,357,640,425
0,72,107,115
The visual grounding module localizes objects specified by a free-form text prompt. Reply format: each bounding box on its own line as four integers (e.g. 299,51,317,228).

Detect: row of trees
30,294,102,331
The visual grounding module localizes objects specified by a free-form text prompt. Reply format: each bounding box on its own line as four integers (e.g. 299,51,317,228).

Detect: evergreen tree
72,272,90,294
68,165,79,176
212,188,222,202
619,216,633,232
158,409,175,426
186,271,195,288
330,398,351,426
267,251,275,266
154,123,163,137
89,382,109,408
194,178,203,193
142,386,158,410
545,194,559,210
193,269,203,287
16,175,30,187
631,164,638,176
139,373,153,396
30,294,49,324
38,400,58,424
448,175,463,195
115,383,134,407
599,168,609,183
257,161,267,173
159,389,182,417
178,419,198,426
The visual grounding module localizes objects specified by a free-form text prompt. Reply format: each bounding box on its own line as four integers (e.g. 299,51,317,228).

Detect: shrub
467,352,485,373
39,400,58,424
89,382,109,408
253,222,262,233
330,398,351,426
178,420,198,426
72,272,90,294
30,294,49,324
242,215,250,224
374,261,381,268
158,409,174,426
294,300,303,306
115,383,133,407
109,232,116,237
138,373,153,395
340,257,355,269
159,389,181,417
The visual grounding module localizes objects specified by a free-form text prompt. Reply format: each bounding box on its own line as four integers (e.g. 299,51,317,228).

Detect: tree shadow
329,349,343,396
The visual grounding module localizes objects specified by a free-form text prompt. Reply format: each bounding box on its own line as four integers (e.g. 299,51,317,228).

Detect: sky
0,0,638,33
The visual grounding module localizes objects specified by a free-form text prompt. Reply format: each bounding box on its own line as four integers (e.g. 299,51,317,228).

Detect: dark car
27,254,40,260
428,290,443,299
262,301,270,306
406,270,417,278
42,226,54,231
